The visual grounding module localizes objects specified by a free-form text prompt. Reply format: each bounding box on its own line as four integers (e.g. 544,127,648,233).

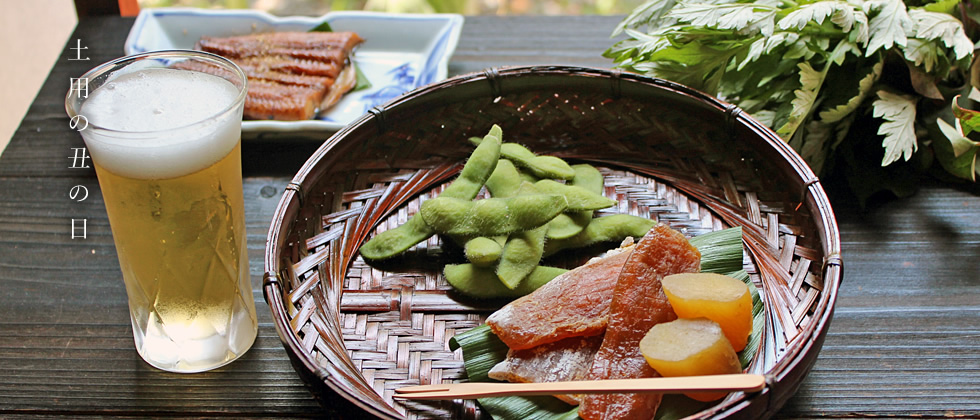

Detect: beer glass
65,51,257,373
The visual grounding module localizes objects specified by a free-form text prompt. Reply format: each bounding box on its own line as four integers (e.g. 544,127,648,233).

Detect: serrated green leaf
613,0,679,35
667,3,777,36
777,62,825,139
751,109,777,127
828,39,861,65
909,9,973,60
904,38,942,72
740,38,767,71
606,0,977,186
819,61,882,123
736,32,797,71
830,2,858,32
849,7,871,45
873,90,919,166
866,0,913,55
778,2,841,31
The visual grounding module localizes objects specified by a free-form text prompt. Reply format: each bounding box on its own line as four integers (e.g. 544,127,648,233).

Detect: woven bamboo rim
263,66,842,419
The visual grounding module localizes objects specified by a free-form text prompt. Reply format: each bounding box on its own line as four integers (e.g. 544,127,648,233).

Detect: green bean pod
542,214,658,257
464,236,504,267
444,263,567,299
546,212,594,240
484,159,522,198
360,126,503,260
358,214,435,261
501,143,576,180
533,179,615,211
441,124,503,199
546,164,605,240
495,181,548,288
496,225,547,289
468,136,575,180
419,194,567,236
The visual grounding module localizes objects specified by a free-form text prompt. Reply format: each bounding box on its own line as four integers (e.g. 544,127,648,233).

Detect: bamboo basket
263,66,842,419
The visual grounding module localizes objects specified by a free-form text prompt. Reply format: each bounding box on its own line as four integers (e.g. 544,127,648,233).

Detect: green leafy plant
606,0,980,203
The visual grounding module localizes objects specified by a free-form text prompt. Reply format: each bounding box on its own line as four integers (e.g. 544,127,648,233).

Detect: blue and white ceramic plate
125,8,464,135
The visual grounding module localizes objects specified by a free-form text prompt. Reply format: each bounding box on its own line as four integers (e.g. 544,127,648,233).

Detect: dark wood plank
0,177,323,416
779,183,980,418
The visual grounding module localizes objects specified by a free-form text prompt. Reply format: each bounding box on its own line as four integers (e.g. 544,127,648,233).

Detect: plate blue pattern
124,8,464,136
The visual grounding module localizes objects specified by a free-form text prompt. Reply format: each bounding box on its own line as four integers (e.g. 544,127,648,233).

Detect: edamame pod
496,181,548,289
484,159,522,198
360,126,503,260
469,137,575,180
501,143,576,180
569,163,605,192
419,194,567,236
441,124,503,199
533,179,615,211
464,236,504,267
496,226,547,288
547,164,605,239
358,214,435,260
542,214,658,257
444,263,567,298
546,211,594,240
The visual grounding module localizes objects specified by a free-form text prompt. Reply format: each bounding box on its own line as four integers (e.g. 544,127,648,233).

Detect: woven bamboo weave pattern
264,66,841,420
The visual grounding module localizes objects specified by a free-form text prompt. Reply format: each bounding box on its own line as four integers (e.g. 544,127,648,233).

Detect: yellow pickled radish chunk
639,318,741,402
661,272,752,351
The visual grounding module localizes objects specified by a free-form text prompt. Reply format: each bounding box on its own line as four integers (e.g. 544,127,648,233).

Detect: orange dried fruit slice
639,318,741,402
661,272,752,351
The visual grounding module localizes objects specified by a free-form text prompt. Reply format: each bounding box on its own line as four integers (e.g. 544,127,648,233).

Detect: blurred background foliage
137,0,648,15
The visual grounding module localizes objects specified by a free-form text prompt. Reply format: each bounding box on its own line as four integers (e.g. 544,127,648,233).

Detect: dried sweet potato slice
578,224,701,420
488,335,602,405
485,243,635,350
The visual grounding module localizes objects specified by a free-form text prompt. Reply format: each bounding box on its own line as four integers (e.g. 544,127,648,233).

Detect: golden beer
67,52,256,372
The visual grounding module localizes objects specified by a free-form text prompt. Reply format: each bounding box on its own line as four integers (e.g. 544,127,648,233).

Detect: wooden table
2,15,978,419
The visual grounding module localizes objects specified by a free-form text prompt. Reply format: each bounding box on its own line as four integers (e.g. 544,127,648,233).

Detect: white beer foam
80,68,242,179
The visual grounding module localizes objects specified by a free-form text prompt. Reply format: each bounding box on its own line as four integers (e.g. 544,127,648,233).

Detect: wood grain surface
0,15,978,419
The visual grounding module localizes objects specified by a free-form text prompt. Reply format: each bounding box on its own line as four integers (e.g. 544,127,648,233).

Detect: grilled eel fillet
193,31,364,121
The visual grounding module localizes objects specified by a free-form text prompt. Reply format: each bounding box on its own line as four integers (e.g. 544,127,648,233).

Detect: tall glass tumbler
65,51,257,373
